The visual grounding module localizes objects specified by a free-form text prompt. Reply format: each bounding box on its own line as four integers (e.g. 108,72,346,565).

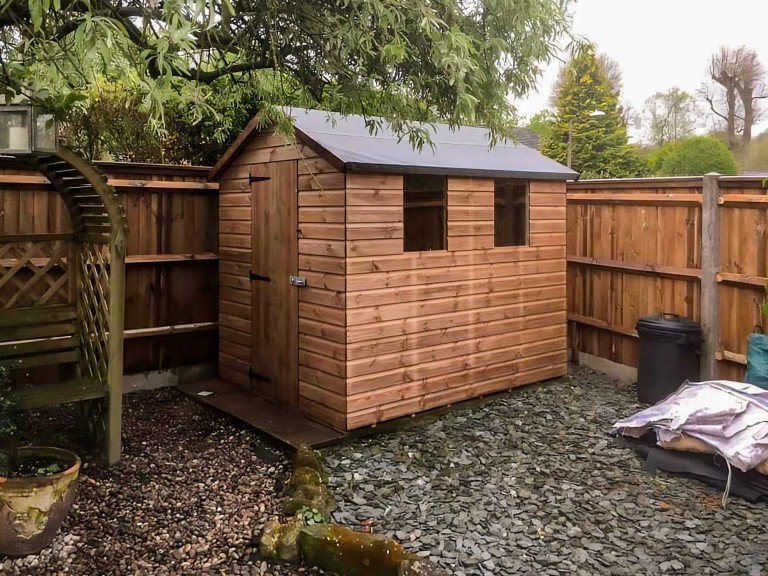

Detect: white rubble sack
613,380,768,472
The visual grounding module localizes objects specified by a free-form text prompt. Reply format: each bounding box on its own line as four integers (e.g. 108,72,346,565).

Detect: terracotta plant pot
0,446,81,557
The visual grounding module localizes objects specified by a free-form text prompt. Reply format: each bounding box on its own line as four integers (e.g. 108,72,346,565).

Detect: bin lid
637,313,701,335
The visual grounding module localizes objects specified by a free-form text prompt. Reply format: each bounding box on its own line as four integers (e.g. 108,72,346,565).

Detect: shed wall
344,175,568,429
217,132,347,430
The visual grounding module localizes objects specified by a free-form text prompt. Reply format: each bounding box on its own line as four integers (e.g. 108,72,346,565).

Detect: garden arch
0,147,127,465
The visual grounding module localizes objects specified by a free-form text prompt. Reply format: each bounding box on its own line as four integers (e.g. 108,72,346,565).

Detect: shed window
494,180,529,247
404,174,447,252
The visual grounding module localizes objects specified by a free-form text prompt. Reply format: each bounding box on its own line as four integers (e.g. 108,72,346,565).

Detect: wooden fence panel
568,176,768,383
0,161,218,374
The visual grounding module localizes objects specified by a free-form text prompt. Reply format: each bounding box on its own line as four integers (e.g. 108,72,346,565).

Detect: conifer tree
542,47,646,178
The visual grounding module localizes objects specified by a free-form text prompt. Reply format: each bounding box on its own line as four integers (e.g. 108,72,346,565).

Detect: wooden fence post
700,173,721,380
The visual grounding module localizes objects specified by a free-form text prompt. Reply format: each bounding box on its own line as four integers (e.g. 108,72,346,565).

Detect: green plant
298,506,325,526
0,364,20,476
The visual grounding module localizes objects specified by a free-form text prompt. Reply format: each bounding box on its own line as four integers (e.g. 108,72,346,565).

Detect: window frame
493,178,530,247
403,173,448,252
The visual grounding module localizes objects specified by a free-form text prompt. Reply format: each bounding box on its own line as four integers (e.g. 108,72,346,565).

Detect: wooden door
250,160,299,405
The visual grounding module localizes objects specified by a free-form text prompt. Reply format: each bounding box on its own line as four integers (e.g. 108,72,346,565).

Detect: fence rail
0,161,218,374
567,175,768,381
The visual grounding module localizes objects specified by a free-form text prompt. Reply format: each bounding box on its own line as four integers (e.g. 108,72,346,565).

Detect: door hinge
250,271,271,282
249,368,271,382
250,174,271,184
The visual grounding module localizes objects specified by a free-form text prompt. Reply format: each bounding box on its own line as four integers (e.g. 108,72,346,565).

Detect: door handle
289,276,307,287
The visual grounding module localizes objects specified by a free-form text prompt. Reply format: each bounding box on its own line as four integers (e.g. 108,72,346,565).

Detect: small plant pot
0,446,81,558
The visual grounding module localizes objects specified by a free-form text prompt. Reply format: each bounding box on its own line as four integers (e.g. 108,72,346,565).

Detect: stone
399,555,450,575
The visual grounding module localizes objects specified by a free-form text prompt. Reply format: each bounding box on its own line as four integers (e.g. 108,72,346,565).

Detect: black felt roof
288,108,576,181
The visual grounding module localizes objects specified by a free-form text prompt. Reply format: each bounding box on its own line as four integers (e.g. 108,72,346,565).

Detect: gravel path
6,367,768,575
3,388,322,576
325,366,768,576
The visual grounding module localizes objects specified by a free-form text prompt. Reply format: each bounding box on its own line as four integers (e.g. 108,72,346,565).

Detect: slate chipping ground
5,365,768,575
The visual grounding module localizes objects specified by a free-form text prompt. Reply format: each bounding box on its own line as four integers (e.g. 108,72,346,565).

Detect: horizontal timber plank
301,271,345,292
346,245,565,274
300,382,346,413
220,326,251,348
0,305,76,328
347,310,564,360
11,379,105,410
299,254,346,274
347,352,567,418
447,178,494,192
347,283,566,325
299,396,347,432
299,207,345,224
347,296,565,343
447,235,494,251
299,349,346,378
219,248,251,263
299,223,346,241
298,172,345,191
346,239,403,257
719,194,768,206
568,255,701,280
299,302,346,327
299,287,345,308
347,190,403,206
716,272,768,288
347,223,404,240
566,192,702,205
715,350,747,366
299,334,346,361
299,318,346,345
346,206,402,224
126,253,218,265
124,322,217,339
347,323,565,378
568,313,638,338
346,174,403,190
0,233,73,242
298,190,345,207
347,271,565,309
299,365,346,395
348,337,567,394
299,239,345,258
220,286,250,306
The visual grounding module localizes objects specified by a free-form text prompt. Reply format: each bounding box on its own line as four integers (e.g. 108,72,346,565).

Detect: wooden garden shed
209,108,576,432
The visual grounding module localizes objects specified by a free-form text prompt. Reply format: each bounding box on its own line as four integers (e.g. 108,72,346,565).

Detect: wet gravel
6,366,768,575
325,366,768,576
2,388,322,576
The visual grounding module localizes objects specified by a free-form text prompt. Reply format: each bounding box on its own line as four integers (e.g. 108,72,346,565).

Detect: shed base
177,378,345,449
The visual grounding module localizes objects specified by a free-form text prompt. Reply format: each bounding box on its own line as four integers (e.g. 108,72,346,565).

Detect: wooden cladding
344,173,567,429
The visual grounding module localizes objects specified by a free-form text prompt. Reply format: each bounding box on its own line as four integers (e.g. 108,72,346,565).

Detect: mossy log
293,446,325,479
287,466,324,494
258,518,303,563
283,483,336,518
298,524,405,576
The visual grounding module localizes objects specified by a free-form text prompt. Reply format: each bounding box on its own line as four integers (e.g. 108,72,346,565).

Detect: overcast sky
513,0,768,139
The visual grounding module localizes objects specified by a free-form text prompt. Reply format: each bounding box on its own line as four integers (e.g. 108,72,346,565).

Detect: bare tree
643,88,701,147
701,46,767,149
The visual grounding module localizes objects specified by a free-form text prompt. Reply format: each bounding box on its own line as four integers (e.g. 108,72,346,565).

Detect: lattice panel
0,240,71,309
79,241,111,383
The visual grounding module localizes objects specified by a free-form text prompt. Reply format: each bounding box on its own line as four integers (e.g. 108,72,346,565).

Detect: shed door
250,160,299,405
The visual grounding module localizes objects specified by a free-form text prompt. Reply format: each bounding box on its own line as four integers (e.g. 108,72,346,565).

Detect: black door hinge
249,368,271,382
250,271,271,282
250,174,271,184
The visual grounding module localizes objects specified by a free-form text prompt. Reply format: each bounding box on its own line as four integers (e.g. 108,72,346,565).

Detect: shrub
657,136,739,176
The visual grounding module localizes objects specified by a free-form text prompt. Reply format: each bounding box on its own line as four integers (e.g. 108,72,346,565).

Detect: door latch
289,275,307,287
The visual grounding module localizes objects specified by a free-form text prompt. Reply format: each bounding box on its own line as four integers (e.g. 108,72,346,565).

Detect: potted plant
0,365,82,557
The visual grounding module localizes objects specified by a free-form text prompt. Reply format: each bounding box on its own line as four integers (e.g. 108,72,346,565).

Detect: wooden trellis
0,147,127,465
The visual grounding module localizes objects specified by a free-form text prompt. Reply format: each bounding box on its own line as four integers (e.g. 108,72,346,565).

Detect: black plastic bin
636,313,701,404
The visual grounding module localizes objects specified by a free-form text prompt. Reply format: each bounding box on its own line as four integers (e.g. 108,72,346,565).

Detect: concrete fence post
700,173,721,380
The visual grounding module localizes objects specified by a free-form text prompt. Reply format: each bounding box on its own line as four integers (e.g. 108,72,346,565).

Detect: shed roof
210,107,576,181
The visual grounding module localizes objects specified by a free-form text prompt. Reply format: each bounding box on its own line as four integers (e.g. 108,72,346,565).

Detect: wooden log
123,322,217,339
567,255,701,280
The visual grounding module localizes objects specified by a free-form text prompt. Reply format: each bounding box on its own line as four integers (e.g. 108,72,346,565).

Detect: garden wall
567,175,768,381
0,161,218,374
